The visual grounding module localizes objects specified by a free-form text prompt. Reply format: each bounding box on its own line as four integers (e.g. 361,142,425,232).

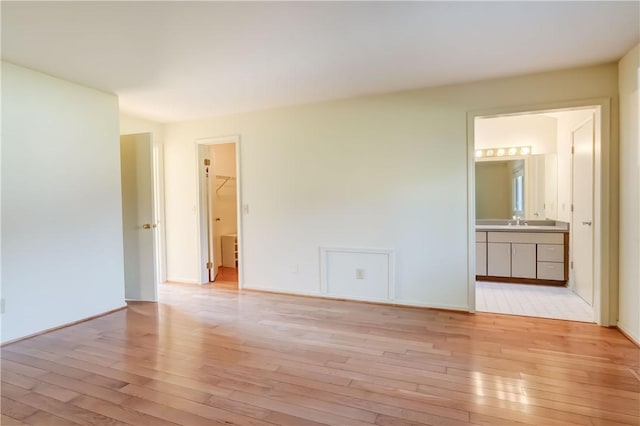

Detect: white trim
466,98,612,326
389,299,469,311
153,142,167,289
242,285,467,311
243,285,322,297
165,277,200,285
1,304,128,346
194,135,244,289
319,246,395,301
617,321,640,346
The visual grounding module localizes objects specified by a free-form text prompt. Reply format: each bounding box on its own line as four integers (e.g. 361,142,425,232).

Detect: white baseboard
1,304,128,346
242,284,469,312
242,284,321,298
617,321,640,346
165,277,199,285
392,299,469,312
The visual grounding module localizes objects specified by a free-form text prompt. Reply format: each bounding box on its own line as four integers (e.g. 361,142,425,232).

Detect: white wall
1,62,126,343
120,112,164,141
617,44,639,344
162,63,618,311
475,115,557,154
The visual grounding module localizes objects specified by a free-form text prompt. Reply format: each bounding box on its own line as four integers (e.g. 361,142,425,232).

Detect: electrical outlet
355,269,365,280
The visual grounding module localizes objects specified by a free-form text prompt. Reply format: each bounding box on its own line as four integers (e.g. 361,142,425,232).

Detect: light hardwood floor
2,282,639,425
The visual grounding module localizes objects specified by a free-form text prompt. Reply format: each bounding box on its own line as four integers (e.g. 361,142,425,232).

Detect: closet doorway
196,136,241,287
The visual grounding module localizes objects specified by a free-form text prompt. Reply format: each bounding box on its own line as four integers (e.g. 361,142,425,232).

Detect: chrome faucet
511,215,524,226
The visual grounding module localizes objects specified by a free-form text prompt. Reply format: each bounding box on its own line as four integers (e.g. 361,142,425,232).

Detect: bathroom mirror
475,154,558,220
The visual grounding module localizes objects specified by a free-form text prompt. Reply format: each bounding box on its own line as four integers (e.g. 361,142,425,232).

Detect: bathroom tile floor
476,281,594,322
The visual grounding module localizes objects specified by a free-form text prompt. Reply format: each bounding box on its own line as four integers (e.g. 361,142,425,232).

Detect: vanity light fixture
474,145,532,159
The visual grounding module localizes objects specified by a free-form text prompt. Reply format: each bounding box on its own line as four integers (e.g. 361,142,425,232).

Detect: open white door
198,145,216,283
571,116,595,306
121,133,157,301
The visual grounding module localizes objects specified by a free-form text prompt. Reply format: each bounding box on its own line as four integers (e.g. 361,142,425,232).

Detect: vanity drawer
537,262,565,281
476,232,487,242
537,244,564,262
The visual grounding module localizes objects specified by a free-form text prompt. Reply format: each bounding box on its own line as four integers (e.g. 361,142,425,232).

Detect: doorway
196,136,241,287
469,104,604,323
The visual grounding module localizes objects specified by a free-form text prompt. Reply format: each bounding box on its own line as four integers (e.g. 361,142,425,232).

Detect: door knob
142,224,152,229
582,221,592,226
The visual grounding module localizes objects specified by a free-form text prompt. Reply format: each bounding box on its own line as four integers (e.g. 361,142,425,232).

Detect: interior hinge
206,261,213,269
204,159,211,166
570,204,574,212
571,146,575,155
570,261,574,269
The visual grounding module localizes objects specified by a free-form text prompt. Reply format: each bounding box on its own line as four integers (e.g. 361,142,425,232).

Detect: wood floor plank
2,282,638,426
1,396,39,421
21,410,83,426
119,383,275,426
71,394,179,426
120,394,217,426
7,391,131,426
1,413,29,425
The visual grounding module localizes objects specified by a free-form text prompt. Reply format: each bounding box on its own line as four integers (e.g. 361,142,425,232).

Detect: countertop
476,224,569,233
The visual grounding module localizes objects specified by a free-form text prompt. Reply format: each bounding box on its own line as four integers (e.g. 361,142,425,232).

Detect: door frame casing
153,142,167,288
466,98,613,326
194,135,243,287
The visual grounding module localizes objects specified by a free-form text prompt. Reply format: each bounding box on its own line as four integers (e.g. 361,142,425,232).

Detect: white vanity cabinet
477,230,567,284
511,243,536,278
537,243,565,280
487,242,511,277
475,232,487,276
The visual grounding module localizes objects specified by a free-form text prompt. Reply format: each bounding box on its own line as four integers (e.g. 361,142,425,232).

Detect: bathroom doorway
196,136,241,287
468,103,607,323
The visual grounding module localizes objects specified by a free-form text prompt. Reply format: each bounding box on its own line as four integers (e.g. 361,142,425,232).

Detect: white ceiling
2,2,638,122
